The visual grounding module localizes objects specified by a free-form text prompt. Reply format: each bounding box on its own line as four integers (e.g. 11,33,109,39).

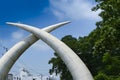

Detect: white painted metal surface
8,22,93,80
0,21,70,80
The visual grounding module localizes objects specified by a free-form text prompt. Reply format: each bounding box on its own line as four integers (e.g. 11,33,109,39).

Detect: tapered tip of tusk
61,21,71,25
6,22,20,25
6,22,14,24
6,22,32,28
6,22,19,26
63,21,71,23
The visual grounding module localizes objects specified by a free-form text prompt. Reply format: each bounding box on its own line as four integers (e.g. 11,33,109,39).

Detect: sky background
0,0,101,76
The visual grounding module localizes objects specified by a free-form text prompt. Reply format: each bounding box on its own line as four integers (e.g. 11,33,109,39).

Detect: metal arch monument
0,21,93,80
0,21,70,80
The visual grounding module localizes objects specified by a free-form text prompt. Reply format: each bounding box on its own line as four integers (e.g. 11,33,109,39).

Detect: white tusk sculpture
0,21,70,80
7,22,94,80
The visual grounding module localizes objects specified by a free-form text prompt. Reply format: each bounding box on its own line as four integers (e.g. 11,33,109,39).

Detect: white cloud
49,0,101,20
11,30,26,40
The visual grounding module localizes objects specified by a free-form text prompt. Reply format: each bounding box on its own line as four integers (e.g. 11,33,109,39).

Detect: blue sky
0,0,101,76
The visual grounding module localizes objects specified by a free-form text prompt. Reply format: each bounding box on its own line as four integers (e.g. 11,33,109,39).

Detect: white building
7,68,57,80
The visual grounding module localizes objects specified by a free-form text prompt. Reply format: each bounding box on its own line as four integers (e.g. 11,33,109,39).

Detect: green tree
92,0,120,79
49,0,120,79
94,72,110,80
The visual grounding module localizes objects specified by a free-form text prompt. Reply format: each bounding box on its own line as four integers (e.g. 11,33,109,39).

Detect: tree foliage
49,0,120,79
92,0,120,79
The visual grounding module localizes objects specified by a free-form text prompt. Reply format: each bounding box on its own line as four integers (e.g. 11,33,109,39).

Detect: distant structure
0,21,93,80
6,68,57,80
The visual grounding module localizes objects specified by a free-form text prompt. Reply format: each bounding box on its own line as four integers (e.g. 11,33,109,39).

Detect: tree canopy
49,0,120,80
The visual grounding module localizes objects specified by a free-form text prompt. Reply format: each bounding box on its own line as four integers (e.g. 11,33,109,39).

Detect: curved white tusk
9,22,94,80
0,21,70,80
